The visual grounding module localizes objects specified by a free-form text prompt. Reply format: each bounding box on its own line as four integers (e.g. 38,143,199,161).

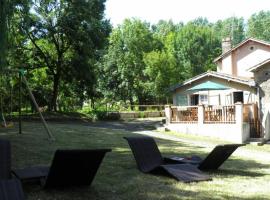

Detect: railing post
198,105,204,125
165,105,172,125
235,102,244,142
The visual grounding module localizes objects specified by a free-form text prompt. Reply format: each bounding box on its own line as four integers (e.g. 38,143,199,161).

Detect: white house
166,38,270,143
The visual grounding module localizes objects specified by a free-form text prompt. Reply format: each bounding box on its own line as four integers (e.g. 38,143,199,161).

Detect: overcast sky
105,0,270,26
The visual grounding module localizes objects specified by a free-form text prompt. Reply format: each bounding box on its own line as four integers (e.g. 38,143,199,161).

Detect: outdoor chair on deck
13,149,111,188
0,139,25,200
124,136,211,183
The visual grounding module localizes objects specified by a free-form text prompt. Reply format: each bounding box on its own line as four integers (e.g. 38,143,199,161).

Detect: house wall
218,41,270,78
234,41,270,78
254,63,270,140
173,76,256,106
220,54,233,75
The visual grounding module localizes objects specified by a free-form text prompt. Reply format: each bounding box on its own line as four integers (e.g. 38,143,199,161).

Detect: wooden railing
204,105,235,123
171,106,198,123
243,103,261,137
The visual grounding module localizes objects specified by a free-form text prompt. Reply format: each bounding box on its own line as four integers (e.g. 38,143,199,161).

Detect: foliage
2,5,270,112
9,0,110,111
247,10,270,42
212,17,245,46
99,19,160,105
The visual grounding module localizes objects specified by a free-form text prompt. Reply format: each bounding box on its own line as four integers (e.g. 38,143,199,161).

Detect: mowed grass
1,121,270,200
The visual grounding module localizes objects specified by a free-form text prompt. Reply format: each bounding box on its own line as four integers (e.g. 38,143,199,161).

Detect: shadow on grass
1,121,270,200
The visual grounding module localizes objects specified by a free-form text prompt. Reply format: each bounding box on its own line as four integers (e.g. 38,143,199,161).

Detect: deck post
165,105,172,125
235,103,244,142
198,105,204,125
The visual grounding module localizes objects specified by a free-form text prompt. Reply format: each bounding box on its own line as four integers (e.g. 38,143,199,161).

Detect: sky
105,0,270,26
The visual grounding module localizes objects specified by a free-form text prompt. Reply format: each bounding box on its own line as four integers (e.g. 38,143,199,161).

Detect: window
199,94,208,105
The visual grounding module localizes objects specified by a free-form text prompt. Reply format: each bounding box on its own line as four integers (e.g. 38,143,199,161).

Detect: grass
1,121,270,200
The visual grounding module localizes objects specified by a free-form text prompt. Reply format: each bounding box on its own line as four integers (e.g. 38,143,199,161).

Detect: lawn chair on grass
0,139,11,179
124,136,211,183
13,149,111,188
0,139,25,200
125,136,244,172
0,179,25,200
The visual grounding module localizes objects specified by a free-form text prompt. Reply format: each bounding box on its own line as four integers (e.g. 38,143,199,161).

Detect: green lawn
1,121,270,200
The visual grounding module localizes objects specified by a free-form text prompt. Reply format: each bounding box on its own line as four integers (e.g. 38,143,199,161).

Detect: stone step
247,138,266,146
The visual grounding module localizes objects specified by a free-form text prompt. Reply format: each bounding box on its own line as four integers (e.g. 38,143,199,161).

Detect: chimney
222,37,232,53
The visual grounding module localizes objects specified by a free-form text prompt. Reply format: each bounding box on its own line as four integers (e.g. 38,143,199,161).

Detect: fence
171,106,198,123
204,105,236,123
170,105,236,124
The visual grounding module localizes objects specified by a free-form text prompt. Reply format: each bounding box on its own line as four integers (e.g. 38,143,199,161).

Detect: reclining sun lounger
124,136,211,183
0,179,25,200
0,139,25,200
125,136,244,172
166,143,245,171
13,149,111,188
0,139,11,179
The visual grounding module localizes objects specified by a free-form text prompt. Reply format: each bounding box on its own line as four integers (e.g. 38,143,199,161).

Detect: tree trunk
51,72,61,111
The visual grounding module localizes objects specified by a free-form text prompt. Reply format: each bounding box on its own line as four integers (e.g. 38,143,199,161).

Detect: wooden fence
204,105,236,123
170,105,236,124
171,106,198,123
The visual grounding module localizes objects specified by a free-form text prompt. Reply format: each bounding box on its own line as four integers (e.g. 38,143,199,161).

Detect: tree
247,11,270,42
212,17,245,46
15,0,110,111
0,0,9,70
99,19,159,105
173,22,221,79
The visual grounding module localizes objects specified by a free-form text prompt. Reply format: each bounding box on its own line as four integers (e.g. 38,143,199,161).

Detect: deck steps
246,138,266,146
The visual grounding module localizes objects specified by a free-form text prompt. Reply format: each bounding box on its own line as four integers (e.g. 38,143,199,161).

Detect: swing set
0,68,54,141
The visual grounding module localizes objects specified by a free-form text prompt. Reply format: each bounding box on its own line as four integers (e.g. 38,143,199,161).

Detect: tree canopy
1,4,270,110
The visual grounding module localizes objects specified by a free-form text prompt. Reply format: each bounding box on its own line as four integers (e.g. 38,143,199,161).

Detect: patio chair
13,149,111,188
124,136,211,183
0,179,25,200
124,136,244,172
167,143,245,171
0,139,11,179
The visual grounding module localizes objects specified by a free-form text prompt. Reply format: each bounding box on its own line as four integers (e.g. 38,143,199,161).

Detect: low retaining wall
107,111,165,119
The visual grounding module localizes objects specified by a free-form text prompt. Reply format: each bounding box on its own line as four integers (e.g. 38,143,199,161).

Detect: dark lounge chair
0,139,11,179
0,139,25,200
124,136,211,183
13,149,111,188
0,179,25,200
125,136,244,172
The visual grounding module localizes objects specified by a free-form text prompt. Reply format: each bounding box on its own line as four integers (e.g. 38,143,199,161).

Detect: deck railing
204,105,236,123
171,106,198,123
169,105,236,124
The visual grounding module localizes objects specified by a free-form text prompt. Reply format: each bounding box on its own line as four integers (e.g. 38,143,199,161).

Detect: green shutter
176,94,188,106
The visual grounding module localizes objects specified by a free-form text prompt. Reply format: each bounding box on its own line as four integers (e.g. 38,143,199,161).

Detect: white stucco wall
235,43,270,78
221,54,233,75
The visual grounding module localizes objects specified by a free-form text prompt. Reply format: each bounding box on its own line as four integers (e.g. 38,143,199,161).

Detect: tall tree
173,21,221,78
212,17,245,46
247,11,270,42
99,19,159,105
0,0,8,70
16,0,110,111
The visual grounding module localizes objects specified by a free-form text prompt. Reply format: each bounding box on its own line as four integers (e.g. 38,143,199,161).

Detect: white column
165,105,172,125
235,103,244,142
198,105,204,125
